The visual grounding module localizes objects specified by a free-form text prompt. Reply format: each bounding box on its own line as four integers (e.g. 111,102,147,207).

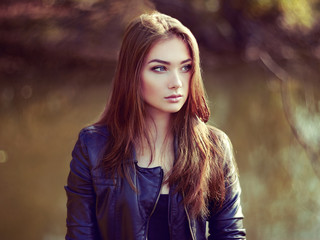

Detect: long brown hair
96,11,230,218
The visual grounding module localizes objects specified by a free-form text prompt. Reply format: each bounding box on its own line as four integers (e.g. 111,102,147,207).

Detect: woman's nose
168,71,183,89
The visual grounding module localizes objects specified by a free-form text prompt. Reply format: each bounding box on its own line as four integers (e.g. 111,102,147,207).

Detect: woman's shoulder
207,125,238,180
79,124,110,138
207,125,232,149
76,124,111,145
73,124,111,167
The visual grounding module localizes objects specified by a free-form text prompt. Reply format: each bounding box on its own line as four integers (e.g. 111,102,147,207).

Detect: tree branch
259,51,320,179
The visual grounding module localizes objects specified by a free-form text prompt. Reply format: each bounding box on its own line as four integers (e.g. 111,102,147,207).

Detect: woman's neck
145,111,171,145
136,111,174,167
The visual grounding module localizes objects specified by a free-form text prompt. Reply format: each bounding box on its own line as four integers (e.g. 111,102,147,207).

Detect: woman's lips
164,94,182,103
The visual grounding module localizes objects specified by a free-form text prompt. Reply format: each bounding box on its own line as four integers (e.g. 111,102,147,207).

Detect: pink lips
164,94,182,103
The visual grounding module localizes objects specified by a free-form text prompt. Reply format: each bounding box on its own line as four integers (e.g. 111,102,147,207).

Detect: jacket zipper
145,169,163,240
184,205,196,240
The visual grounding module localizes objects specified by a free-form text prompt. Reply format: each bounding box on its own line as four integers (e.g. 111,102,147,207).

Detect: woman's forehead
145,36,191,64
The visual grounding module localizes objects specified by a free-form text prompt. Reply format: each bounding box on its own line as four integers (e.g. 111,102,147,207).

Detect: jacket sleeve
65,130,100,240
208,133,246,240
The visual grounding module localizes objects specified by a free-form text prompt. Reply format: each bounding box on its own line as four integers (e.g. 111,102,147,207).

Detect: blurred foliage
185,0,319,28
1,1,320,240
231,0,317,28
1,0,320,68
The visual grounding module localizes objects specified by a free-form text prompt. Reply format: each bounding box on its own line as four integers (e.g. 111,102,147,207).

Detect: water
0,60,319,240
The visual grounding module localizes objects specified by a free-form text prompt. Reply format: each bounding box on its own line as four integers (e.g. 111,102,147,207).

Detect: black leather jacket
65,125,246,239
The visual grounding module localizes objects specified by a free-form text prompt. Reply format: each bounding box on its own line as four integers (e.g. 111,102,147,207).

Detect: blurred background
1,0,320,239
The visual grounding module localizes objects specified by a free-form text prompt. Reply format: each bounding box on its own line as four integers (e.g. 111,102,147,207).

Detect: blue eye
151,66,167,72
181,64,192,72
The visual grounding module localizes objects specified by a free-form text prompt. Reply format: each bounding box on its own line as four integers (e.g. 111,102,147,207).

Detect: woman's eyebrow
147,58,192,65
148,59,170,65
181,59,192,64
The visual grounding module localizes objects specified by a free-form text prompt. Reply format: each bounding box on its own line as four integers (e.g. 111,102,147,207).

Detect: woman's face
141,36,192,117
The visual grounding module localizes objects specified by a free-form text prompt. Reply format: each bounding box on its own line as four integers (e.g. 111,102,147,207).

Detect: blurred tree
0,0,154,75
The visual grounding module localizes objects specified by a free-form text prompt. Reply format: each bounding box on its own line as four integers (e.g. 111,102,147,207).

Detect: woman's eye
151,66,167,72
181,64,192,72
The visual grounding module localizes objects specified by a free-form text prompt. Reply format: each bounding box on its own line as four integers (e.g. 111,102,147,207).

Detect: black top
148,194,170,240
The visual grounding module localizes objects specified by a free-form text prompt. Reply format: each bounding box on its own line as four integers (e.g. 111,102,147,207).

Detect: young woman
65,11,246,240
